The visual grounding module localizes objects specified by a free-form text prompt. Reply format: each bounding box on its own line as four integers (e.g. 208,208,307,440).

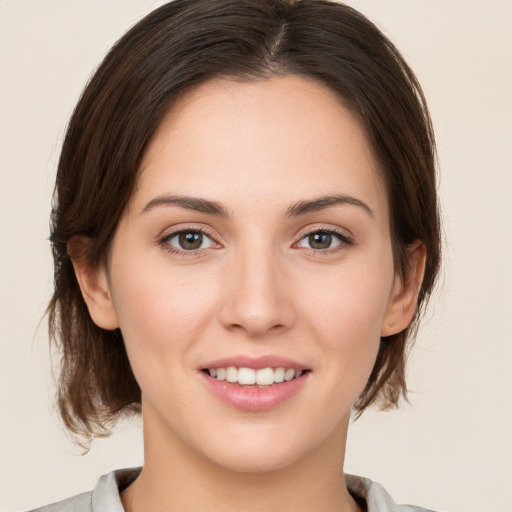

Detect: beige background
1,1,511,511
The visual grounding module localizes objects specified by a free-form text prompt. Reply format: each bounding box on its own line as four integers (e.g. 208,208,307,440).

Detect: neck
122,404,361,512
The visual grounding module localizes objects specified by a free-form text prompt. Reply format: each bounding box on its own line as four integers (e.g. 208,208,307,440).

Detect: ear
68,235,120,330
381,241,426,337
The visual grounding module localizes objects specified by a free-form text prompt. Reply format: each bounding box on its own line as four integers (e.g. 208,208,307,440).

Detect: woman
34,0,440,510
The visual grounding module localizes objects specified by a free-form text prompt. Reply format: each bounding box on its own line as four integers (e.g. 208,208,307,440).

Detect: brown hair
48,0,440,441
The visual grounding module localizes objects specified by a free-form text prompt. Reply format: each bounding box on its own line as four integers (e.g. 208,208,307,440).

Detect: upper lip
201,355,309,371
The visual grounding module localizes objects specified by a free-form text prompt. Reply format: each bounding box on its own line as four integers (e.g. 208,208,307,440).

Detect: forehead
134,75,387,220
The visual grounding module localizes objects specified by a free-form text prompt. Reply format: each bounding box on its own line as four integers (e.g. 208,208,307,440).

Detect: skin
74,75,425,512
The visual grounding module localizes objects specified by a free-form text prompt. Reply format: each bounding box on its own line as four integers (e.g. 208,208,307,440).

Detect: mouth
200,356,311,410
202,366,310,387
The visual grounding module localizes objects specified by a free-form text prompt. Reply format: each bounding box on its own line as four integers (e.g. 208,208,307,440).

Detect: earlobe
68,235,120,330
381,241,427,337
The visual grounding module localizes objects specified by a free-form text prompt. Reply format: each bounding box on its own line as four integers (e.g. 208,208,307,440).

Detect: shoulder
346,474,437,512
27,467,141,512
27,491,92,512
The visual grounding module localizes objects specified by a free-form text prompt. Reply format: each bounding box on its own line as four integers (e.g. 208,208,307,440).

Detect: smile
201,364,310,411
205,367,306,386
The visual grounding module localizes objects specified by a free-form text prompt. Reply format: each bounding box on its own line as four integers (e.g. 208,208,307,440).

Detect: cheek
109,264,222,409
304,264,393,342
299,261,393,389
110,260,220,356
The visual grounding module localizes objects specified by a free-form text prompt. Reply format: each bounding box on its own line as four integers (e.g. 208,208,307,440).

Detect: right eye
161,229,217,253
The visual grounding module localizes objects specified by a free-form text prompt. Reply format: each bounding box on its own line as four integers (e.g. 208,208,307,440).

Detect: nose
218,243,296,338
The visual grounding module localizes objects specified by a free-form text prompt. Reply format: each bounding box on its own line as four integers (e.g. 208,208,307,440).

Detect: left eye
163,230,216,251
297,230,345,250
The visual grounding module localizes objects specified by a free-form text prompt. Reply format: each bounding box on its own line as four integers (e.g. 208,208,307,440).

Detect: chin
196,425,318,474
208,447,302,474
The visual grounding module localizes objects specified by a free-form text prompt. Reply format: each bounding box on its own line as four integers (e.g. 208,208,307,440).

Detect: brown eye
308,232,332,250
163,229,216,252
178,231,203,250
297,229,349,251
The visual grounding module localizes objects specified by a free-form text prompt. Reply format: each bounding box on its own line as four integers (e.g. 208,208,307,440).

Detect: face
86,76,413,473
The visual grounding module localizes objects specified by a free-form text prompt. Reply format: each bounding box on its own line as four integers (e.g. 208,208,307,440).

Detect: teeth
238,367,256,385
225,366,237,383
207,366,306,386
274,367,285,383
256,367,274,386
284,368,295,381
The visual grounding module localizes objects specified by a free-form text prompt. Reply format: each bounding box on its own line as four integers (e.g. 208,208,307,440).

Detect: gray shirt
30,468,436,512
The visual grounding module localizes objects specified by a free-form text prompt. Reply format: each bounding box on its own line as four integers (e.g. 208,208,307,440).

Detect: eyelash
158,226,353,258
159,225,219,258
294,227,353,256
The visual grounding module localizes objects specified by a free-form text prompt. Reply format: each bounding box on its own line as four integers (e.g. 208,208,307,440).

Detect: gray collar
89,468,435,512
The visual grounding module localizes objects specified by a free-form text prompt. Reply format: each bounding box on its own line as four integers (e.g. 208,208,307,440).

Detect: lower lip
201,372,309,411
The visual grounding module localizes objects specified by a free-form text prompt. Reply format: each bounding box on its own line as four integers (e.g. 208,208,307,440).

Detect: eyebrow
141,193,373,219
141,194,231,217
285,194,374,219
